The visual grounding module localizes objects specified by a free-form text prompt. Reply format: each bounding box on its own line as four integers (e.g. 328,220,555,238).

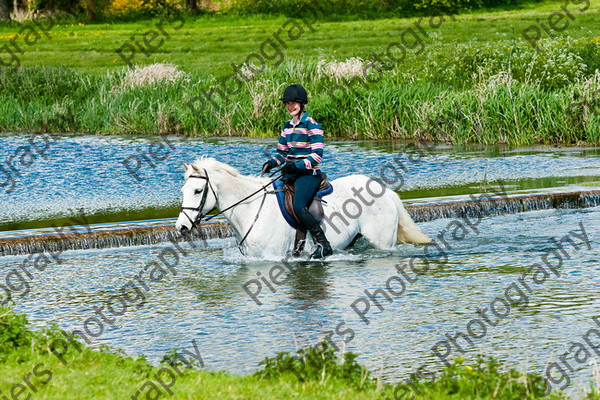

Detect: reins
180,167,283,254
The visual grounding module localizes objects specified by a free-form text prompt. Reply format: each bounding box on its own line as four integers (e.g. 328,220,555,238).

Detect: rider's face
285,101,301,117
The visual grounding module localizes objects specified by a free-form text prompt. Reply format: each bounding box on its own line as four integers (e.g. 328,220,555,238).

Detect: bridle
179,167,282,254
179,168,218,231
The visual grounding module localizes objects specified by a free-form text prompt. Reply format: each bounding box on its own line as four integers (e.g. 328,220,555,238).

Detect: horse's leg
323,176,393,250
355,183,429,249
357,200,398,250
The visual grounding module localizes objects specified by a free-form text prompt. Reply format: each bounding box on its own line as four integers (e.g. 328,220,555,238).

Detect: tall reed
0,39,598,145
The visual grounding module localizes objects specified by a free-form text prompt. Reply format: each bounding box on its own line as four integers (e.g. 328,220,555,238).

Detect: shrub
255,341,374,390
412,0,478,14
0,306,67,361
106,0,183,18
0,306,34,358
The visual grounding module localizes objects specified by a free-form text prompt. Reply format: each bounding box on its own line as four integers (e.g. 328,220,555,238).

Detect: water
2,134,600,398
2,206,598,397
2,133,600,230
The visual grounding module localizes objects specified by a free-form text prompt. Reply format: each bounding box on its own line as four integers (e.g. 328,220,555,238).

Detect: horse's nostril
180,226,189,234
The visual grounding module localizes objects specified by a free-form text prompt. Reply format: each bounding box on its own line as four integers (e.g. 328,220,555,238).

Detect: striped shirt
273,111,324,170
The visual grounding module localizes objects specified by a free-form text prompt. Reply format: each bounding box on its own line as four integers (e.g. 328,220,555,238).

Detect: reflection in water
287,262,331,309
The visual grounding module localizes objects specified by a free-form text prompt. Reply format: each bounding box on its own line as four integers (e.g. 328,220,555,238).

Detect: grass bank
0,1,599,144
0,306,591,399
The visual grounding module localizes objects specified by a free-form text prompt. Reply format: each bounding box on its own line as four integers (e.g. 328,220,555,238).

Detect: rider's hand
282,161,298,174
262,159,278,173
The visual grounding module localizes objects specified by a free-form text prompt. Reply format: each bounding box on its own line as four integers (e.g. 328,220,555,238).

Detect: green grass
0,0,597,75
2,306,594,399
0,0,599,143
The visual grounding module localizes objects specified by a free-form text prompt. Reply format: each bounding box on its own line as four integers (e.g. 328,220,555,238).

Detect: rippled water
2,206,598,397
2,133,600,228
2,134,600,398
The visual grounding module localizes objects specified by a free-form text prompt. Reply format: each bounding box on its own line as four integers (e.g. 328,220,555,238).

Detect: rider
262,84,333,259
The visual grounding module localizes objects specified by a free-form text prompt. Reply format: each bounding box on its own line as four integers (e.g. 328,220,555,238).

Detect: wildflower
316,57,365,81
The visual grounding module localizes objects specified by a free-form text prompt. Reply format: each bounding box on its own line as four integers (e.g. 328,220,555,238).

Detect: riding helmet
279,84,308,104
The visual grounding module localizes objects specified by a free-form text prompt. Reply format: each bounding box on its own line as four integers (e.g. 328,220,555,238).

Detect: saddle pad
273,178,333,229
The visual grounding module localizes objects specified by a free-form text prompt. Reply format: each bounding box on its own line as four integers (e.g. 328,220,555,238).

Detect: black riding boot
292,228,307,257
298,208,333,259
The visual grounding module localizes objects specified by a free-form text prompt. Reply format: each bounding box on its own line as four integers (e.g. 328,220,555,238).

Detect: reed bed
0,38,598,145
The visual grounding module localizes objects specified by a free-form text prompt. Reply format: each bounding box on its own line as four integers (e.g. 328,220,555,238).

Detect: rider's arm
274,124,289,165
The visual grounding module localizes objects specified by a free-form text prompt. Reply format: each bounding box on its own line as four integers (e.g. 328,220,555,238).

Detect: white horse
175,158,431,258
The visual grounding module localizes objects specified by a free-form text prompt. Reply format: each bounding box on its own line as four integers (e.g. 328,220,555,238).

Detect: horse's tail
392,193,432,245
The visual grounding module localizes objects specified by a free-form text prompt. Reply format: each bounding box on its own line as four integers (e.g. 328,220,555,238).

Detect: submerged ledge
0,189,599,257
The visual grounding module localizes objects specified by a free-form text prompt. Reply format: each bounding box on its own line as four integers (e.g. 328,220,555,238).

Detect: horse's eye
195,189,203,195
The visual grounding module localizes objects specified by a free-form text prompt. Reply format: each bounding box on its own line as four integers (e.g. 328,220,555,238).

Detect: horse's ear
183,163,189,170
191,164,201,173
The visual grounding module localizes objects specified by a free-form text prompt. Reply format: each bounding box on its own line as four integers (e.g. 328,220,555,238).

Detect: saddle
273,174,333,255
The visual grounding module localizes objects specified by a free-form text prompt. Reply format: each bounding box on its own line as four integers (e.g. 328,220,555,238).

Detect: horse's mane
192,156,240,176
189,156,266,183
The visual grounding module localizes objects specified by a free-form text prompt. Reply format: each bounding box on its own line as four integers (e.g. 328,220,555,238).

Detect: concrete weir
1,189,599,257
0,221,233,257
405,188,600,223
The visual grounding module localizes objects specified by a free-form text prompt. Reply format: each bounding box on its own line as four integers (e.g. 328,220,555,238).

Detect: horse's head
175,163,218,234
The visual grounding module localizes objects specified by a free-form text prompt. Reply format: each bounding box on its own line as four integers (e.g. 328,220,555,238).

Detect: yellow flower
113,59,117,62
108,0,144,15
333,50,337,53
464,365,473,371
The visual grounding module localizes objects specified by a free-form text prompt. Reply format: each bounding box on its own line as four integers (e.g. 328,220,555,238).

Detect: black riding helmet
279,84,308,104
